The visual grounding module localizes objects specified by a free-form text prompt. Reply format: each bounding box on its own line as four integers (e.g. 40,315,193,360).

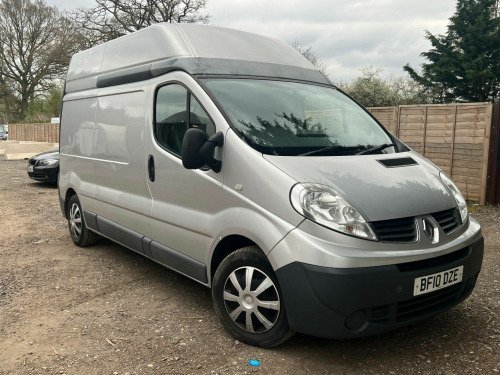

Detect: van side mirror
181,128,224,173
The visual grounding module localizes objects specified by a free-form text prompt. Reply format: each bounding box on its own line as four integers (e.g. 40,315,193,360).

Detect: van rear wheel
212,246,294,347
67,195,99,247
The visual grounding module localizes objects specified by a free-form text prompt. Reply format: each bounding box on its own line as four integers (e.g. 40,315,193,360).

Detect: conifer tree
404,0,500,102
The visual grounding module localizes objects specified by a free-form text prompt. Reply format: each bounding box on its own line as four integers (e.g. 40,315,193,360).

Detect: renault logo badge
422,218,439,244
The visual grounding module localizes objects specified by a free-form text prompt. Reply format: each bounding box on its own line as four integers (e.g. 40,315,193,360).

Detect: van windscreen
204,79,395,156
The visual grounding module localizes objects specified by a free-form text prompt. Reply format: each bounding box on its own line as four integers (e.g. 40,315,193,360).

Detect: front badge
422,218,439,244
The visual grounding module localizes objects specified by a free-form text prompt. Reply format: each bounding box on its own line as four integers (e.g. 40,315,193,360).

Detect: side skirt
83,210,208,284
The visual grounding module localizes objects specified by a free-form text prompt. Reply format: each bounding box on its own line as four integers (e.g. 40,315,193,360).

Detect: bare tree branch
289,40,330,77
72,0,209,47
0,0,81,120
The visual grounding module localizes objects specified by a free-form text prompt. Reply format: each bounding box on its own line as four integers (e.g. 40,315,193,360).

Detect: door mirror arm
199,132,224,172
181,128,224,173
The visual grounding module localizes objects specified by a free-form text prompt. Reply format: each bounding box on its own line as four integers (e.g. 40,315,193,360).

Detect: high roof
65,23,330,93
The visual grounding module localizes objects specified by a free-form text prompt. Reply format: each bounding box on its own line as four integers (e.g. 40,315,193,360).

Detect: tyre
67,194,100,247
212,246,294,347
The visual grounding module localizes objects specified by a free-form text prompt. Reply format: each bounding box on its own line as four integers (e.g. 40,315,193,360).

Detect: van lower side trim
150,241,208,283
83,210,208,284
97,215,146,256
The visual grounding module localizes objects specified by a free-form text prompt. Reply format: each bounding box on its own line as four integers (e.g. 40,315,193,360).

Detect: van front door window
155,84,216,155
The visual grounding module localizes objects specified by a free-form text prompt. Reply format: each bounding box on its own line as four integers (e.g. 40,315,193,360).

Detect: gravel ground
0,159,499,375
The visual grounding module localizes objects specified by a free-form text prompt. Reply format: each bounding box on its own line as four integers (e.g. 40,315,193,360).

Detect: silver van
59,24,483,347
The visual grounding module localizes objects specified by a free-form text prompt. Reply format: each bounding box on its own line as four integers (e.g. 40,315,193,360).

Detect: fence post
450,104,458,177
396,106,401,138
480,103,493,205
485,102,500,204
393,107,399,136
422,106,428,156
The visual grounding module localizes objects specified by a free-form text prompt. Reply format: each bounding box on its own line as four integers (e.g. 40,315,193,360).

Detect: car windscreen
203,78,395,156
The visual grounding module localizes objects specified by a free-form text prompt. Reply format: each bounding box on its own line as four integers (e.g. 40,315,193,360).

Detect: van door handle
148,155,155,182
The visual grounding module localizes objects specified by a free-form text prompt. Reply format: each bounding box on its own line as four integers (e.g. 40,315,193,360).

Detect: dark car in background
27,151,59,184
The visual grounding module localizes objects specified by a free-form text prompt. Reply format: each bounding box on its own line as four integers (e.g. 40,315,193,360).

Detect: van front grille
370,217,417,243
431,208,462,234
370,207,462,243
368,273,478,324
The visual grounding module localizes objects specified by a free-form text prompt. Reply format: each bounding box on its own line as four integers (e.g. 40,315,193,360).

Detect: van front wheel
212,246,293,347
67,195,99,247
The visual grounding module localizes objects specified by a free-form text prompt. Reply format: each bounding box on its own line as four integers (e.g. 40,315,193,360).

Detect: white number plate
27,165,34,172
413,266,463,296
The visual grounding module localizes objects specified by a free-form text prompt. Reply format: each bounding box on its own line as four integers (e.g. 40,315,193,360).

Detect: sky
46,0,458,82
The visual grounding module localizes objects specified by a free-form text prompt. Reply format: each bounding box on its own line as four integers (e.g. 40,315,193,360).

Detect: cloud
46,0,95,10
46,0,457,82
206,0,456,81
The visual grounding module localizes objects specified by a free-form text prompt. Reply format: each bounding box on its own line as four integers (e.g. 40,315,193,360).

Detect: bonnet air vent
377,157,418,168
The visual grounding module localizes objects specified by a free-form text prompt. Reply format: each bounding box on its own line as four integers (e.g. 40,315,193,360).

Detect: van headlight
440,172,468,223
290,183,377,240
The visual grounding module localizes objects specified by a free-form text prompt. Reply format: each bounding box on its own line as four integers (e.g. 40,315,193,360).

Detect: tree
290,40,330,77
337,67,431,107
0,0,80,121
0,79,16,123
74,0,209,46
404,0,500,102
388,75,433,105
338,67,398,107
24,86,63,123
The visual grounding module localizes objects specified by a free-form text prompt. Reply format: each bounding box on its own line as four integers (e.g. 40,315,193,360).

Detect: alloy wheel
223,266,280,333
69,202,82,240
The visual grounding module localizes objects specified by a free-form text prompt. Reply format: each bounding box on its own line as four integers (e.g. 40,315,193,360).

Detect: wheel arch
210,245,294,347
62,188,77,219
210,234,266,285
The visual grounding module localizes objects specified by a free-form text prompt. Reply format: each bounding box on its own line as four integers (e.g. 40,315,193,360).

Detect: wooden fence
368,103,493,204
8,123,60,143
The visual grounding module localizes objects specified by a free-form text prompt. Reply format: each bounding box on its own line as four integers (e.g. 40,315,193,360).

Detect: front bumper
27,165,59,183
275,236,483,339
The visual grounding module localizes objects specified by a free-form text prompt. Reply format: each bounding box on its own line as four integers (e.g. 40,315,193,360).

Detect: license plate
413,266,463,296
27,165,34,172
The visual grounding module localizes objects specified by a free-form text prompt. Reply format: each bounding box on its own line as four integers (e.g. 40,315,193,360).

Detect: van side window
155,84,188,155
190,97,216,137
155,84,215,155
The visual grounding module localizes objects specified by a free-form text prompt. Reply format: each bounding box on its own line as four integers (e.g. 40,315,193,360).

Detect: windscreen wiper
299,145,365,156
356,143,396,155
